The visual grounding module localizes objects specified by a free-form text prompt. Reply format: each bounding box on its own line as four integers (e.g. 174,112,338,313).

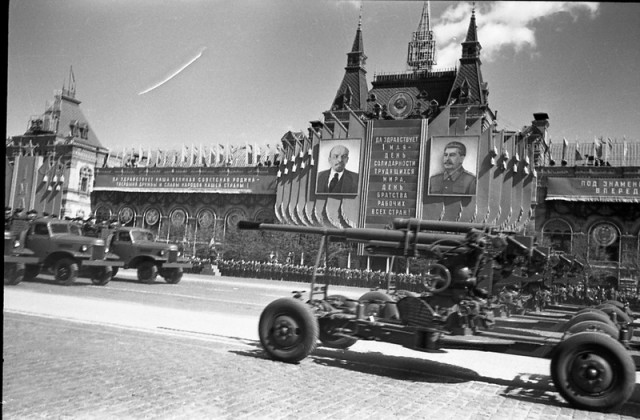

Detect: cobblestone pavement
3,312,640,420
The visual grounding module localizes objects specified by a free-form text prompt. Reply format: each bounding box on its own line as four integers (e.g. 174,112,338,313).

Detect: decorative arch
225,208,247,231
541,218,573,253
197,208,217,229
587,221,621,263
118,206,135,226
170,207,189,227
253,208,275,223
144,207,161,226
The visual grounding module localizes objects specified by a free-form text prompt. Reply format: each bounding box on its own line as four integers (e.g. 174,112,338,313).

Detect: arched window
79,166,93,193
588,222,621,263
541,219,573,253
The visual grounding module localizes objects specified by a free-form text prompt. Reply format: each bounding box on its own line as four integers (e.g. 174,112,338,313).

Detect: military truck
7,217,122,286
105,227,191,284
4,230,39,285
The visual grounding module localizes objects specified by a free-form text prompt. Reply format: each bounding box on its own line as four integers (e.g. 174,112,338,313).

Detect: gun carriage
238,218,639,412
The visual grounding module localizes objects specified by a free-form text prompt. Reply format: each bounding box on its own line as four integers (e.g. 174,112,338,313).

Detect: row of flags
275,131,314,178
105,143,283,168
557,136,633,165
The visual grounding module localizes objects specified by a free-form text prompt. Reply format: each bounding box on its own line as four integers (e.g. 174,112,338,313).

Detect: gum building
6,3,638,286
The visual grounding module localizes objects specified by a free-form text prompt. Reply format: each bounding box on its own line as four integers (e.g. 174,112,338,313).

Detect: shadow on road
230,345,640,416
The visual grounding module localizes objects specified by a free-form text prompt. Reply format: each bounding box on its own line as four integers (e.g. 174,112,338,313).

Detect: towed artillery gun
238,218,639,412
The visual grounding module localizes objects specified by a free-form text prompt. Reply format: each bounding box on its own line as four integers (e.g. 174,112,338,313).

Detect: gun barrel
237,221,465,245
392,218,494,233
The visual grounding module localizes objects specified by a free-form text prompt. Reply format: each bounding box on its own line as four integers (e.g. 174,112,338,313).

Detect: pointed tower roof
329,9,368,112
407,1,437,72
447,8,488,107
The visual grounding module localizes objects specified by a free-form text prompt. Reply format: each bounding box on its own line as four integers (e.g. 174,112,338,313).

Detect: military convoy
4,217,190,285
238,218,639,413
4,217,122,286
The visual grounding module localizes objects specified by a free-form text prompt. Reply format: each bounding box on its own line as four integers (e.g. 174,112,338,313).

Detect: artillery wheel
54,258,79,285
599,300,625,310
595,304,633,325
24,264,40,281
563,320,619,340
359,291,400,320
90,266,112,286
161,267,183,284
422,263,451,294
137,261,158,284
551,332,635,412
563,310,617,332
258,298,318,363
4,262,25,285
318,295,358,349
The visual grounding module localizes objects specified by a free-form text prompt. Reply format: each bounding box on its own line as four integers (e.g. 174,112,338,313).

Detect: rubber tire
258,298,318,363
599,300,634,319
596,304,633,325
564,320,619,340
4,262,25,286
90,266,112,286
551,332,635,412
563,311,617,332
318,296,358,349
137,261,158,284
54,258,79,286
24,264,40,281
599,300,625,310
111,267,119,278
359,291,400,320
162,267,183,284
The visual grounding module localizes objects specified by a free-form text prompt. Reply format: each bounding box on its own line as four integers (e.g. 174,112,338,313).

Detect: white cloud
433,1,599,68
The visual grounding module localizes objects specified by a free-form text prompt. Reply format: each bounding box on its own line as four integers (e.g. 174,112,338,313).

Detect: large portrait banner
427,136,479,196
315,139,362,196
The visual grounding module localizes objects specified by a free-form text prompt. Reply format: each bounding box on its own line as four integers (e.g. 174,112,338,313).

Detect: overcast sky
7,1,640,152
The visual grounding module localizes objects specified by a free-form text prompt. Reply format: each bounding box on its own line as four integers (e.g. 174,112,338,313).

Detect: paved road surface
4,271,640,419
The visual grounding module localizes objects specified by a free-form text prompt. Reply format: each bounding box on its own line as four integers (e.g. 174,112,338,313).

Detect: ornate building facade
6,3,639,285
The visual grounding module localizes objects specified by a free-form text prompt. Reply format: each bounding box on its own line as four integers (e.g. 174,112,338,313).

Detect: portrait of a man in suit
316,144,359,194
429,140,477,195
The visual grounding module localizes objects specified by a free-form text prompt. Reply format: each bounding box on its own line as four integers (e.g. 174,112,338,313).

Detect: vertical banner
363,120,422,229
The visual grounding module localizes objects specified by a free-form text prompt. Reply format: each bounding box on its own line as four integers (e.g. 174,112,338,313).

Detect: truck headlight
80,245,88,252
159,250,166,256
105,247,110,254
13,240,20,249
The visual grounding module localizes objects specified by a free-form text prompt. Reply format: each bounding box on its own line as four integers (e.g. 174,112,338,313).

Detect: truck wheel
111,267,119,278
162,267,183,284
359,291,400,320
24,264,40,281
551,332,635,412
563,320,619,340
91,266,112,286
137,261,158,284
54,258,79,285
563,311,617,332
258,298,318,363
4,263,25,285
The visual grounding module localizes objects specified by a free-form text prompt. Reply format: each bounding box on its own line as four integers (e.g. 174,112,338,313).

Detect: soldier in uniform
429,141,477,195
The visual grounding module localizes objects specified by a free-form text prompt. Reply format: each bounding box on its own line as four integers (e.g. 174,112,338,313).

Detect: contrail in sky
138,47,207,95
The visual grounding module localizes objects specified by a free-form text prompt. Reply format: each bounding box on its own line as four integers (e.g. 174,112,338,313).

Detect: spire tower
329,6,368,112
407,1,437,72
